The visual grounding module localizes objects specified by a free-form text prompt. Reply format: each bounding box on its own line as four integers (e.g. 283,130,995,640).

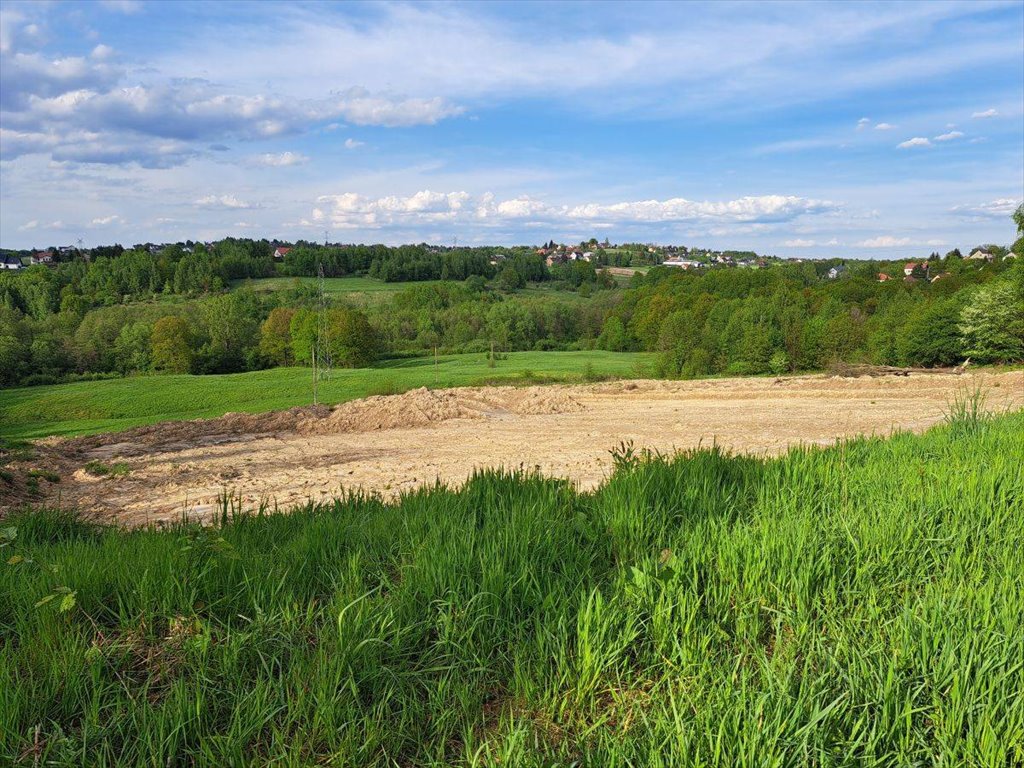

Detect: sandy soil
13,370,1023,525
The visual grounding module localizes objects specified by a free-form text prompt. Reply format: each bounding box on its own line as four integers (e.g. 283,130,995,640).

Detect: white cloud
89,214,121,226
857,236,912,247
933,130,963,141
897,137,931,149
90,44,115,60
317,190,837,230
874,122,895,130
950,198,1020,219
971,108,998,118
856,117,870,130
344,138,364,149
194,194,255,209
783,237,839,247
855,236,945,248
334,87,464,127
251,151,309,167
17,220,38,231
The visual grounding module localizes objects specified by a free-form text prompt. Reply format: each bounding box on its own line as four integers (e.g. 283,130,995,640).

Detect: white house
2,256,23,270
967,249,994,262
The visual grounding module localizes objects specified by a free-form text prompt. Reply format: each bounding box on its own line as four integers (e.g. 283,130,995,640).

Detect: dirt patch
8,371,1022,525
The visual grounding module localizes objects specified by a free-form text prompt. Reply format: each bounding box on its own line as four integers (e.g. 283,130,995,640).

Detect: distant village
1,237,1015,284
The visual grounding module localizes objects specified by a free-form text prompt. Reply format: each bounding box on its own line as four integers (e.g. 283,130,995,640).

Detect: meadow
230,276,449,298
2,404,1021,765
0,351,655,440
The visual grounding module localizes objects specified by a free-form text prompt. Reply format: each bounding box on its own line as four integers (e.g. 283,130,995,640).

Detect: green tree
959,278,1024,363
326,308,382,367
497,265,525,291
259,307,296,366
151,316,194,373
597,316,630,352
114,322,153,374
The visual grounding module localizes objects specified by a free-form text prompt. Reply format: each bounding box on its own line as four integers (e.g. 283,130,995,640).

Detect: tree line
595,252,1022,376
1,222,1021,388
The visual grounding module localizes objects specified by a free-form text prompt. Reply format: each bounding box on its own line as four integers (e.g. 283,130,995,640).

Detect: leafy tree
151,316,194,373
259,307,296,366
326,308,382,367
597,316,631,352
114,322,152,374
497,265,525,291
959,278,1024,363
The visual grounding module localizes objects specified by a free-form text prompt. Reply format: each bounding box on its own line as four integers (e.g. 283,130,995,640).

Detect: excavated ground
11,370,1022,525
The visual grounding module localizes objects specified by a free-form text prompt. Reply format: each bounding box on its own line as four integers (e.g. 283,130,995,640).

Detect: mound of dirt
297,385,584,434
43,385,585,456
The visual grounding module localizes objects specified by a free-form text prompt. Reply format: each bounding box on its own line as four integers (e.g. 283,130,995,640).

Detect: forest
1,229,1022,389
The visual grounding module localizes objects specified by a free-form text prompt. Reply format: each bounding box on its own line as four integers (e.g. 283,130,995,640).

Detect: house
30,250,55,265
581,252,594,262
273,247,292,260
878,273,891,282
1,256,23,270
967,249,994,262
827,265,846,279
663,258,702,270
904,262,922,277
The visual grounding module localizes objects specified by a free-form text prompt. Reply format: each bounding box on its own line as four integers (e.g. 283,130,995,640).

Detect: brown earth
10,370,1023,526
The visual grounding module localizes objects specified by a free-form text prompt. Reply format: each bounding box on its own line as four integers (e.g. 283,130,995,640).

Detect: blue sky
0,0,1021,257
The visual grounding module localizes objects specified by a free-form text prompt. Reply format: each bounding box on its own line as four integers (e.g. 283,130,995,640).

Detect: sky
0,0,1021,258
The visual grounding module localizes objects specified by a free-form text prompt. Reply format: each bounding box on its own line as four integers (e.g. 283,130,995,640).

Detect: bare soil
10,371,1023,525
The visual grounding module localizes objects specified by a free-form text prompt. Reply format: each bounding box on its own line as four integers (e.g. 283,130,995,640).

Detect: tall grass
2,413,1023,766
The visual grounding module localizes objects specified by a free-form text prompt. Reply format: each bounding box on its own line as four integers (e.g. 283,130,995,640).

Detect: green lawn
0,351,656,440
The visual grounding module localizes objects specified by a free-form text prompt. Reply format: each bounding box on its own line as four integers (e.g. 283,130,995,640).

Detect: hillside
2,407,1022,765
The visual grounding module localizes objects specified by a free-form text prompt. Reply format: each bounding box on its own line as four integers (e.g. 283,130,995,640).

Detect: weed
83,461,131,477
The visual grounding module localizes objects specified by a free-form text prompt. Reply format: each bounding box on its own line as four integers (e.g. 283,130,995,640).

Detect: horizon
1,0,1022,256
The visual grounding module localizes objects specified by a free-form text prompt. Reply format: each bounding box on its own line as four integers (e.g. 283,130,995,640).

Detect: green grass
2,410,1022,765
0,351,656,440
231,276,448,298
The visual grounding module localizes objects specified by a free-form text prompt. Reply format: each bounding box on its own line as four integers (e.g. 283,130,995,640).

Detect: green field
231,276,448,298
2,407,1021,765
232,276,616,303
0,351,655,440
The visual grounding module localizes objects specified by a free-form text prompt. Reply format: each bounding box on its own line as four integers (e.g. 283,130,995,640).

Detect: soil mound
297,385,583,434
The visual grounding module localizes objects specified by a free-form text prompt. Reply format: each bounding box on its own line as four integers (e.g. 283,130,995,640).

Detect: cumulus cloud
251,151,308,167
343,138,364,149
334,87,463,127
17,219,65,231
855,236,945,248
316,190,837,230
897,137,931,149
856,117,870,130
933,130,963,141
874,122,895,130
857,236,912,247
89,214,122,226
971,108,998,118
0,23,464,169
950,198,1020,219
783,237,839,247
194,194,256,209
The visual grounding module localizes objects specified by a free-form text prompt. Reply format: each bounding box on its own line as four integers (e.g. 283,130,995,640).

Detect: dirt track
17,371,1024,525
